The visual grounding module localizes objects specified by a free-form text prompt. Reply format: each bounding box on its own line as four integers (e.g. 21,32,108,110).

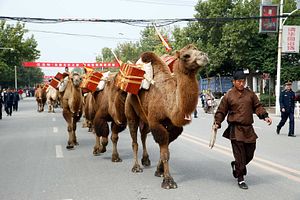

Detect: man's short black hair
233,70,246,80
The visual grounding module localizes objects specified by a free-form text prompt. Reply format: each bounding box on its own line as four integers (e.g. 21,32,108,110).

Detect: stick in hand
209,123,218,149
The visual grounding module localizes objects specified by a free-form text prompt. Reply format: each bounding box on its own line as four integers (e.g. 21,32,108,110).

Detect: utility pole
275,1,300,115
275,0,284,116
15,66,17,89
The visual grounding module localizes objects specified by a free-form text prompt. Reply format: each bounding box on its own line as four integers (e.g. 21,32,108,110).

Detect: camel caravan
43,44,209,189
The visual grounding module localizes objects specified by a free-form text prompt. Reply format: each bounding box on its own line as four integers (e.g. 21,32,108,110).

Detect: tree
0,21,41,88
114,41,141,63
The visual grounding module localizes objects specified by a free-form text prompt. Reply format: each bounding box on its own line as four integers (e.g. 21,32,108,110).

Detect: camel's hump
140,52,165,66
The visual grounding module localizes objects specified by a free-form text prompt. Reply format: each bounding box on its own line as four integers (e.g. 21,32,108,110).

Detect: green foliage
259,94,276,107
95,0,300,87
0,21,41,88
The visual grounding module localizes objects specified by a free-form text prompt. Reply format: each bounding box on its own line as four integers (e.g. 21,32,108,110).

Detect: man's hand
264,117,272,125
281,108,285,112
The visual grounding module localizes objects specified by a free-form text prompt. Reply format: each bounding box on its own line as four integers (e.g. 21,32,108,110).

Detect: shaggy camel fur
35,85,46,112
62,73,83,149
93,74,128,162
125,44,209,189
46,85,59,113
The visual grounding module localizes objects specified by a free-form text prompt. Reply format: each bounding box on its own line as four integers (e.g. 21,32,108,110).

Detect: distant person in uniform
13,88,20,111
213,70,272,189
4,88,14,116
0,89,3,119
276,81,295,137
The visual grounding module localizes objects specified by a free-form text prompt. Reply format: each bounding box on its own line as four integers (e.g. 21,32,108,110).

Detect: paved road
0,98,299,200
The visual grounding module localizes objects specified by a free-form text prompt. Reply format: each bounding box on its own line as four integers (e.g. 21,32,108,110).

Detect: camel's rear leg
93,117,109,155
110,121,126,162
140,122,151,167
128,119,142,172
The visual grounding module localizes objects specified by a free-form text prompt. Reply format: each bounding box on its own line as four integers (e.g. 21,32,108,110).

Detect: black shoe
288,134,296,137
238,181,248,189
194,116,198,118
276,127,280,134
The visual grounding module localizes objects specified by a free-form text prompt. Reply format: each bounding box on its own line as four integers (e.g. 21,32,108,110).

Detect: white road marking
53,127,58,133
52,117,56,122
181,132,300,183
55,145,64,158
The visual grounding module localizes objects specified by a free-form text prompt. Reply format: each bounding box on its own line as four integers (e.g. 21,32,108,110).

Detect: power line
120,0,196,7
1,15,300,27
27,29,139,41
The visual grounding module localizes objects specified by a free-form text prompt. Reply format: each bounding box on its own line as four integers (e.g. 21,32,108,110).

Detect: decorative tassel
153,24,172,52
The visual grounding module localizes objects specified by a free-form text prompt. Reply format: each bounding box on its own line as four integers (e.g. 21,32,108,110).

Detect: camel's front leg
159,144,177,189
63,109,76,149
151,123,177,189
72,116,79,146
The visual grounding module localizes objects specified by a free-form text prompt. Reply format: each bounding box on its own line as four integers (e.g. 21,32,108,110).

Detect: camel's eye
183,54,190,59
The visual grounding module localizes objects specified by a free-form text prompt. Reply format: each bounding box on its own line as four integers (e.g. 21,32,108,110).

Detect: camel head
175,44,209,74
71,72,82,87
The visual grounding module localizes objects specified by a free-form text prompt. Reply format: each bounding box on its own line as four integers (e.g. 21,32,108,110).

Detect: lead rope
136,94,149,123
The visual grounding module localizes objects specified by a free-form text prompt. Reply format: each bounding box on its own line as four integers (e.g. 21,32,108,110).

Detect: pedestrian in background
4,88,14,116
276,81,295,137
13,88,20,111
0,89,3,119
213,70,272,190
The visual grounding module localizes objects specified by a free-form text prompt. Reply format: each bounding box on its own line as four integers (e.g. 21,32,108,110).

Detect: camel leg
48,103,52,113
63,109,76,149
87,121,93,132
128,119,143,173
93,117,109,155
72,116,79,145
150,122,177,189
140,122,151,167
125,100,143,173
110,122,126,162
93,134,101,156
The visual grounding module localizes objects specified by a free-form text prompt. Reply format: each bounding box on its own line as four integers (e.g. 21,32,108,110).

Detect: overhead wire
1,15,300,27
26,29,139,41
119,0,196,7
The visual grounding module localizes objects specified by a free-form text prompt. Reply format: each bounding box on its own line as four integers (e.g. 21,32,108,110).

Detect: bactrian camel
93,74,127,162
61,73,83,149
125,44,209,189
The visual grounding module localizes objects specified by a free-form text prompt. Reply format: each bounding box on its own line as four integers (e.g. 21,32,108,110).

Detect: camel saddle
161,54,176,73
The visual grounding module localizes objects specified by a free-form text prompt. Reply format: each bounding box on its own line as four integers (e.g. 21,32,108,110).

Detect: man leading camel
213,70,272,189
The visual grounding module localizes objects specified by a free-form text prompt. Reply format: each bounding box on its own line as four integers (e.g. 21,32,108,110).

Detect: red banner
22,62,120,68
259,5,278,33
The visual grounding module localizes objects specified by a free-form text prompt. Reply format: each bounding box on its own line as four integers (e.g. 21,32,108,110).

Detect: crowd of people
0,87,22,119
